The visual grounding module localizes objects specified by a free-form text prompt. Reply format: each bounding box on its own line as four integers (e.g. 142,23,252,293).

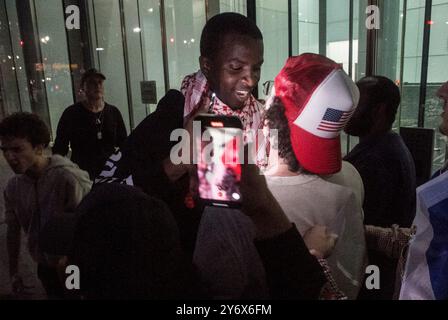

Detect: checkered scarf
181,71,264,134
181,70,268,167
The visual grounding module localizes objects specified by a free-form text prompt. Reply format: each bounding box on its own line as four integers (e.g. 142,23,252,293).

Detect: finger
329,233,339,242
309,249,323,259
189,165,199,197
328,233,339,248
197,101,211,114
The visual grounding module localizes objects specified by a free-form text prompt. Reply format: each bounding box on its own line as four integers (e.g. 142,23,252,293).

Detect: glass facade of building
0,0,447,171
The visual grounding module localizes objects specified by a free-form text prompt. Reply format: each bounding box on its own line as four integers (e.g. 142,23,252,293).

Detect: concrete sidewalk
0,156,46,300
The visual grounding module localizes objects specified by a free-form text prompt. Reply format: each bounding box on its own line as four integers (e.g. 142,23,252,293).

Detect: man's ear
199,56,212,78
377,103,388,118
375,103,391,129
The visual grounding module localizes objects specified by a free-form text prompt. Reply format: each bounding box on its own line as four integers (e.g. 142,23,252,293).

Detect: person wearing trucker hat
262,53,366,299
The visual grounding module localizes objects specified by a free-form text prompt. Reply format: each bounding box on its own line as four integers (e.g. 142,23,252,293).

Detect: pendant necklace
95,104,105,140
96,112,104,140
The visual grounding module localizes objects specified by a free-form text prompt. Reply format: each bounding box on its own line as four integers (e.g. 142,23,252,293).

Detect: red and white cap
274,53,359,174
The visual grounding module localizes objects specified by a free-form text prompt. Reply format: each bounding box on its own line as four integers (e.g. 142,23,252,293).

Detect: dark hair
0,112,50,147
264,98,309,174
70,183,195,299
200,13,263,59
357,76,401,128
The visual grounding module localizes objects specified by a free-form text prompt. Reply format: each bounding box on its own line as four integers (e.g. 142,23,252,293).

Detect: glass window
425,0,448,172
400,1,425,129
296,0,320,55
219,0,247,14
140,0,165,116
0,0,21,116
91,0,130,132
3,0,31,114
123,0,146,127
256,0,289,101
164,0,205,91
34,0,74,137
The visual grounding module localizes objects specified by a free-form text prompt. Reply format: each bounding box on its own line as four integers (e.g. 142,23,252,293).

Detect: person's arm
162,105,202,183
113,107,128,149
52,109,71,156
240,162,327,299
254,225,327,299
63,171,92,212
7,219,21,278
4,189,23,294
365,224,415,259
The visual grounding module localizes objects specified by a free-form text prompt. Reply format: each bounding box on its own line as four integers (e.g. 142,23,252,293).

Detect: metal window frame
159,0,170,91
118,0,134,129
319,0,327,56
288,0,292,57
366,0,378,77
1,0,22,113
62,0,77,103
16,0,51,131
418,0,432,128
247,0,256,23
398,0,408,127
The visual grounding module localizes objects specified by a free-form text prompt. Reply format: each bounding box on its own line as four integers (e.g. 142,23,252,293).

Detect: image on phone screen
196,121,243,207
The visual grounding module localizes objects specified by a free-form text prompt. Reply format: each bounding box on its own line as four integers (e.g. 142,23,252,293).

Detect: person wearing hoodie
0,112,92,299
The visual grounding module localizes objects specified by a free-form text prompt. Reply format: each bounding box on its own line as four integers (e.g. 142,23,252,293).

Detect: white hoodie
4,155,92,263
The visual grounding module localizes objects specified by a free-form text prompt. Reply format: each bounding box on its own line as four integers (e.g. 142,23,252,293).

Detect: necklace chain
95,109,104,125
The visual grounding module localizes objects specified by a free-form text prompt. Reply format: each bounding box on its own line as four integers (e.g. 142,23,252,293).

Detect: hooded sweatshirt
4,155,92,264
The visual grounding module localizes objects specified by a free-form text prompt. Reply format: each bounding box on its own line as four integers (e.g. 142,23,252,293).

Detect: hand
303,226,338,259
163,158,192,182
240,148,272,217
183,109,207,166
11,274,25,295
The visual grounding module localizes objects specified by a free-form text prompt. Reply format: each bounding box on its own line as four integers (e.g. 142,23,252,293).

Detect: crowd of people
1,12,447,300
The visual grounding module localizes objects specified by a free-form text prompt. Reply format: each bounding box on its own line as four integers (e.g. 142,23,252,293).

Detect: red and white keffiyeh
181,70,268,167
181,71,264,135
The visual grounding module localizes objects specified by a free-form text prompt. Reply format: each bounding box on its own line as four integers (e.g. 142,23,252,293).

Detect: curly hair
264,98,309,174
0,112,50,147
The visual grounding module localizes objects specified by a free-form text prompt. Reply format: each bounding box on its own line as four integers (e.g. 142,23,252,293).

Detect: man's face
344,84,375,137
0,137,42,174
438,89,448,136
83,76,104,101
202,34,264,110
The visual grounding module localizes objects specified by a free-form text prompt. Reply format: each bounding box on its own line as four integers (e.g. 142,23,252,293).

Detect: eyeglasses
262,80,274,96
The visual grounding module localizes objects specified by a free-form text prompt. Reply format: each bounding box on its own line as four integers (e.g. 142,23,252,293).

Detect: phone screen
196,121,243,207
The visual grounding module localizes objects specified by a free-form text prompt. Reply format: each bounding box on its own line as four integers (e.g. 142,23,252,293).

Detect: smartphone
194,114,244,208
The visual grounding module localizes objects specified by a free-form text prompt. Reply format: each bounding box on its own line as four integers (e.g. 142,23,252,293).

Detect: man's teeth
236,91,249,96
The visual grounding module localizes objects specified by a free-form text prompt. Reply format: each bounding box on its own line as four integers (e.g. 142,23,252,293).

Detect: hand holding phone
195,114,244,208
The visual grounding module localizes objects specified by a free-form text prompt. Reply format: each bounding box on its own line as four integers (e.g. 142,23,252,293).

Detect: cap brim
290,126,342,175
88,73,106,80
81,73,106,85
